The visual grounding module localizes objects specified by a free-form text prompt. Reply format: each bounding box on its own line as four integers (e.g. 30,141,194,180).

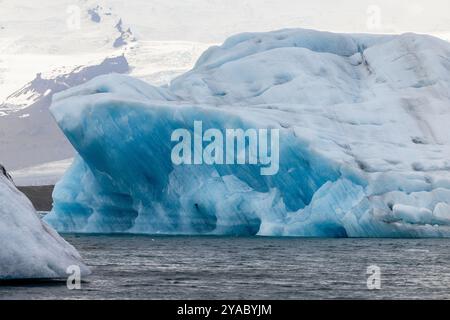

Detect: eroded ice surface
45,29,450,237
0,169,89,279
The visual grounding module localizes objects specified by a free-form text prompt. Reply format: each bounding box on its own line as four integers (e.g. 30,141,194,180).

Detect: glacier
0,165,90,279
45,29,450,237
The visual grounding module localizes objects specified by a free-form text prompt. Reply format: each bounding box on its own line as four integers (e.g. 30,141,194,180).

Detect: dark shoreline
18,185,54,211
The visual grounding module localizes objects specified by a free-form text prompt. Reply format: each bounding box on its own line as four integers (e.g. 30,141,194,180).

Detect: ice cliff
45,29,450,237
0,164,89,279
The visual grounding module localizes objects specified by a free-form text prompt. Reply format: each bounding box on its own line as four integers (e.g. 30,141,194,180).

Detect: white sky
1,0,450,42
105,0,450,42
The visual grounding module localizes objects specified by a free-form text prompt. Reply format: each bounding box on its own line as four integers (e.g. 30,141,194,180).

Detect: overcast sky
2,0,450,43
109,0,450,42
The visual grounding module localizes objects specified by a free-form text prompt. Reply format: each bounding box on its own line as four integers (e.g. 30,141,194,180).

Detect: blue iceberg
45,29,450,237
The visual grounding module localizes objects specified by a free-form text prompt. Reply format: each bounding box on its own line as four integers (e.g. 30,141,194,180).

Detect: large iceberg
0,164,89,279
45,29,450,237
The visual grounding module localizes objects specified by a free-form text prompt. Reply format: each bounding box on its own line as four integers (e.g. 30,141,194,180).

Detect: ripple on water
1,236,450,299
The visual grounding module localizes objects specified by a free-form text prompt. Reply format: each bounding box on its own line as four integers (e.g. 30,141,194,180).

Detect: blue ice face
45,94,342,235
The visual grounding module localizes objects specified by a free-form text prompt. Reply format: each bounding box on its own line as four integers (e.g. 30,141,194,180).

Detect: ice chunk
0,169,89,279
433,203,450,224
392,204,433,225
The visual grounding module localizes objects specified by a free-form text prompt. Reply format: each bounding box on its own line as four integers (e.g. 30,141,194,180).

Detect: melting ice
45,29,450,237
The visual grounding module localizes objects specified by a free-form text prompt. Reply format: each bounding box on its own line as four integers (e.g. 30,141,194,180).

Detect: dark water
1,235,450,299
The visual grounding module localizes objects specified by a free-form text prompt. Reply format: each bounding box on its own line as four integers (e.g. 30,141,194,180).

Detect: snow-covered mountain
1,55,129,116
0,0,209,170
0,56,130,170
44,28,450,237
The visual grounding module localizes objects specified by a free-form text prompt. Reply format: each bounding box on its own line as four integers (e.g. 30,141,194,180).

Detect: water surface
1,235,450,299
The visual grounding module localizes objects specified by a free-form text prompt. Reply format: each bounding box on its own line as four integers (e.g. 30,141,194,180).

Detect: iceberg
45,29,450,237
0,165,89,279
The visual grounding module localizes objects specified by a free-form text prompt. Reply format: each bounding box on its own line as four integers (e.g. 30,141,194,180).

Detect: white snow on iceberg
0,167,89,279
45,29,450,237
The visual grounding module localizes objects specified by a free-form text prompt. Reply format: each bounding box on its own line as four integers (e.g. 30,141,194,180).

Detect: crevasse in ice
45,29,450,237
0,170,90,279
